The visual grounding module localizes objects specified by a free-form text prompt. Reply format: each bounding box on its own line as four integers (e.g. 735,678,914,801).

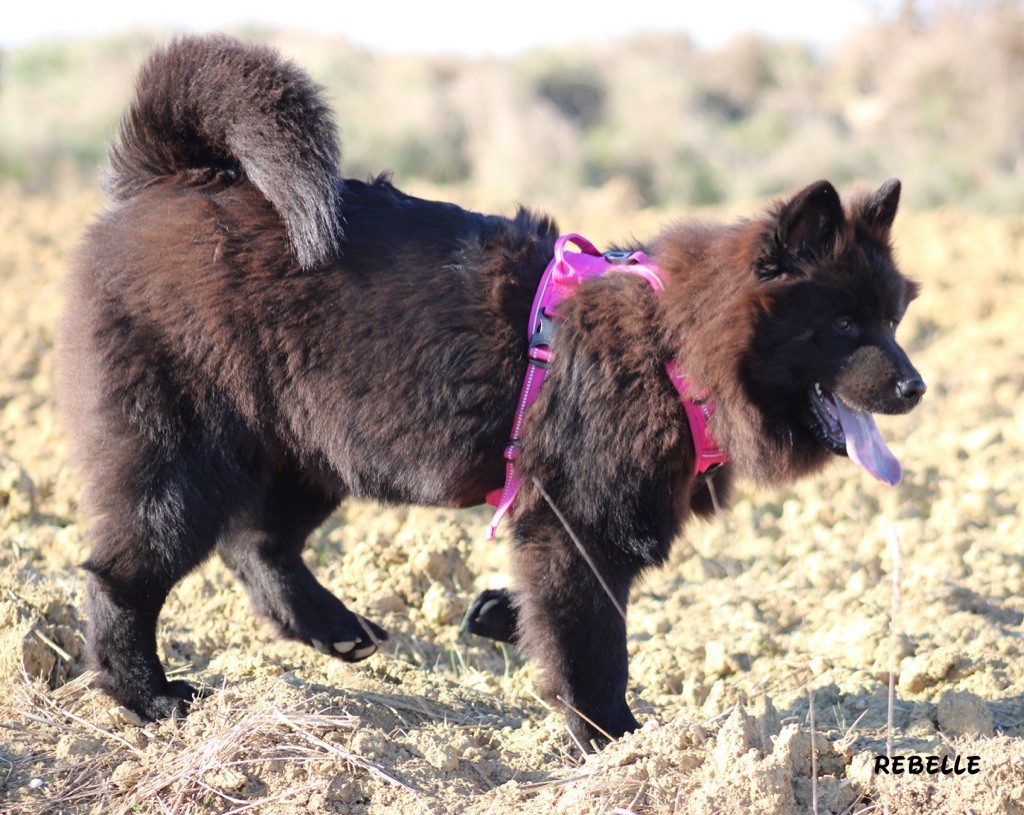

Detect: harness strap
485,234,728,539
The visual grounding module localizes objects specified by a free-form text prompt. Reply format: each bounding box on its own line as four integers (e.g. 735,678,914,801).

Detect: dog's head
742,178,925,485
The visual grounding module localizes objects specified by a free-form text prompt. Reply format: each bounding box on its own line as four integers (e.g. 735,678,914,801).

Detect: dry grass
4,671,398,815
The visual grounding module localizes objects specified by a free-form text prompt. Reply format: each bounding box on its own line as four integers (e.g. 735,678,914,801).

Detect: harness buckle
528,311,557,369
530,311,557,347
695,460,725,487
603,250,634,263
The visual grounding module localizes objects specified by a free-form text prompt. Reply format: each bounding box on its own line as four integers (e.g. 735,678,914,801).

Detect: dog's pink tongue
835,400,902,486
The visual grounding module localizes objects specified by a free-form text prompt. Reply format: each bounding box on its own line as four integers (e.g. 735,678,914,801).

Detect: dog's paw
308,614,388,662
567,703,640,754
463,588,519,644
110,679,208,723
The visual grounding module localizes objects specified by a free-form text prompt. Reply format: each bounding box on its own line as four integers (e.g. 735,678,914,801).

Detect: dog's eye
834,317,858,335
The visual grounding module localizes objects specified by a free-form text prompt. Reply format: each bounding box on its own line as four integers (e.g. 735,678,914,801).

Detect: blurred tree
3,8,1023,211
533,65,607,129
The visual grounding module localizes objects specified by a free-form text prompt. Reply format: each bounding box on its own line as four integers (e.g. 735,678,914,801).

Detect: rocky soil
1,191,1022,814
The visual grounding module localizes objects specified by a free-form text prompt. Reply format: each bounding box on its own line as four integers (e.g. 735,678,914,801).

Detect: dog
59,34,925,750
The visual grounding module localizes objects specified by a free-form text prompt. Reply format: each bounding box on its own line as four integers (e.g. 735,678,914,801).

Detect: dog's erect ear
757,180,844,280
861,177,901,233
777,180,844,256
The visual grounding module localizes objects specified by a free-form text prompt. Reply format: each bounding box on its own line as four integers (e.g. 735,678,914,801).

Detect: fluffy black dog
60,35,924,749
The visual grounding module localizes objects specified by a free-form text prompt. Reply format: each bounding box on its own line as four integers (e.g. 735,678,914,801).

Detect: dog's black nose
896,376,926,404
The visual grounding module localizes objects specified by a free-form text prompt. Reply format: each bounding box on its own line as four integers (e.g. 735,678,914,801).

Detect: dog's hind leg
217,468,388,661
83,441,248,721
510,522,641,751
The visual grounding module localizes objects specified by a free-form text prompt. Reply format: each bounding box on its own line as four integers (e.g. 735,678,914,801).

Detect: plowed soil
1,191,1022,814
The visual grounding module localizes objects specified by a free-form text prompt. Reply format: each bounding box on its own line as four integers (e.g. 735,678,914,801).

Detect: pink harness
485,234,728,539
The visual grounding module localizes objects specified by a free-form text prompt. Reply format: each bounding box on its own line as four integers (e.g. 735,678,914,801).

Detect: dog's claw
311,638,331,654
306,615,387,662
352,643,377,660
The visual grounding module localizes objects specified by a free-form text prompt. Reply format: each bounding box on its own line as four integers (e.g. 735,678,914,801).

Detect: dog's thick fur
60,35,924,749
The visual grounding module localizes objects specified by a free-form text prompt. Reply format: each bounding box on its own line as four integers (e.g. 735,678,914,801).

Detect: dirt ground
1,189,1022,814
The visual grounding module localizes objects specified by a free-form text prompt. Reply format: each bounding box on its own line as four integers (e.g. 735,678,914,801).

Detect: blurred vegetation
1,2,1022,211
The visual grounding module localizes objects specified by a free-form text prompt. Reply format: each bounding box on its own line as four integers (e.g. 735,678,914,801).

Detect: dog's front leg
510,513,641,751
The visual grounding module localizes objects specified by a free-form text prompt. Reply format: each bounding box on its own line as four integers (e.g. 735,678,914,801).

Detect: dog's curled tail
106,34,342,269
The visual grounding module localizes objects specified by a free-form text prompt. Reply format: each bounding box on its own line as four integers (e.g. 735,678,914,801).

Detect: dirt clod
937,690,995,738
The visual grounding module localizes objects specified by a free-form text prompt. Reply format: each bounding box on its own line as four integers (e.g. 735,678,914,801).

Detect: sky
4,1,896,53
